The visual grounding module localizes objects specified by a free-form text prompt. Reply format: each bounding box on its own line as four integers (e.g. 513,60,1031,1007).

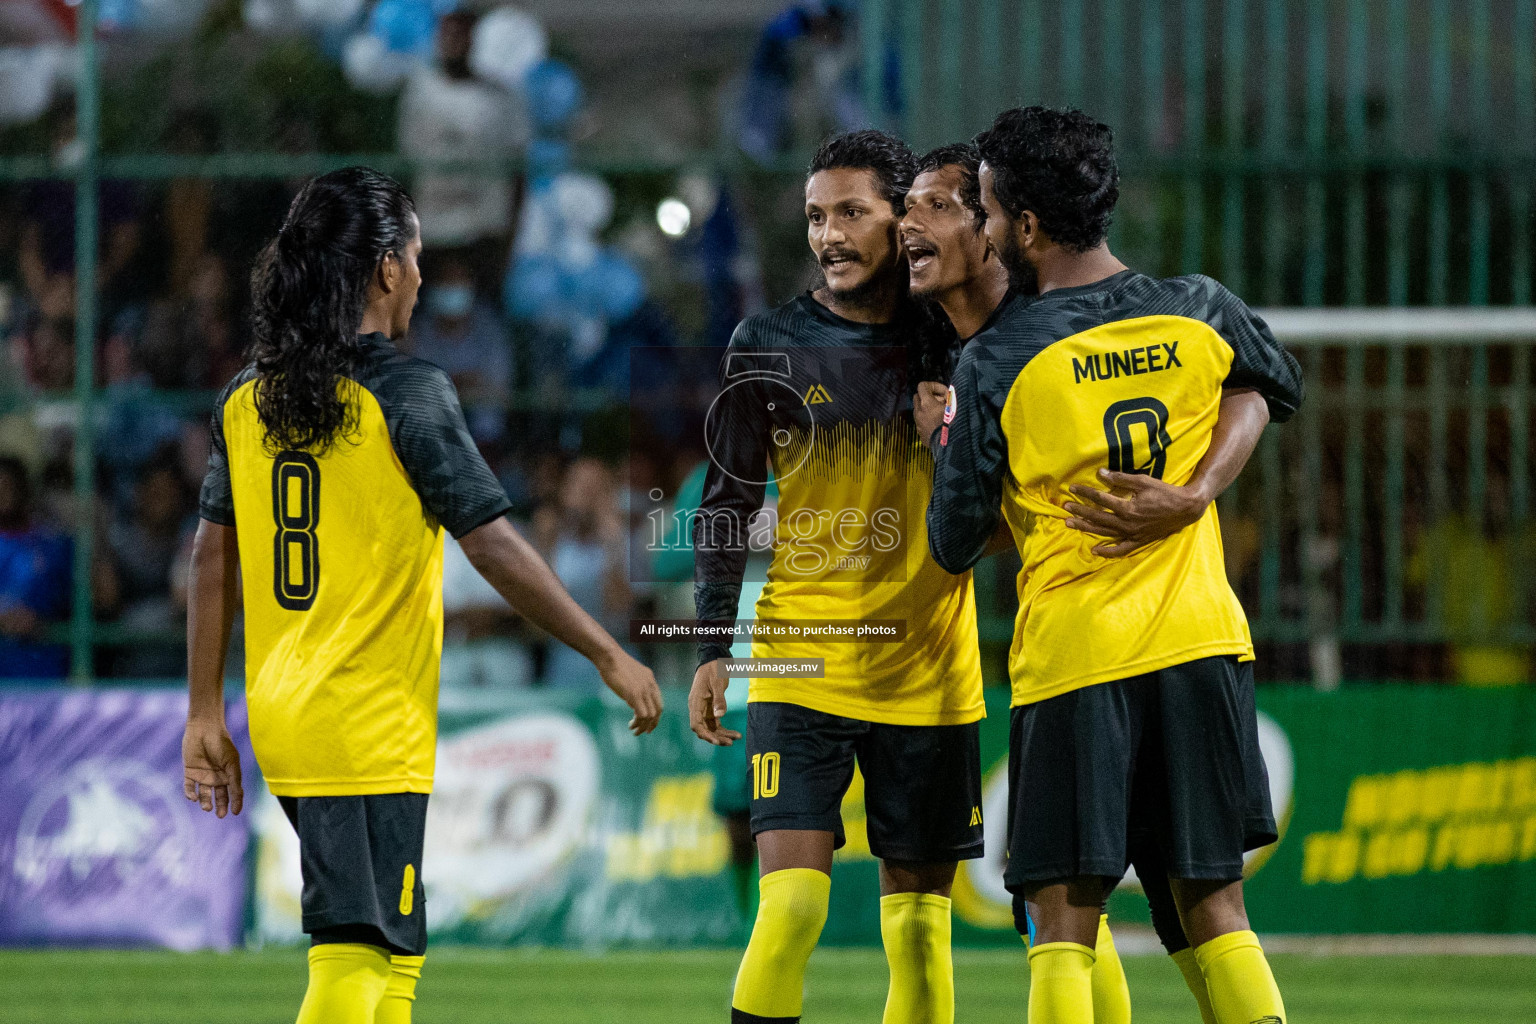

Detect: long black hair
249,166,416,454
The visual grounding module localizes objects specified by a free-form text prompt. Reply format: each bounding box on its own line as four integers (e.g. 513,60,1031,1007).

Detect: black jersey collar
1033,268,1140,302
356,331,399,356
796,291,907,339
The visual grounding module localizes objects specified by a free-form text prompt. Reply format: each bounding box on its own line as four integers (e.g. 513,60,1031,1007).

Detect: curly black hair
248,167,416,454
974,106,1118,251
916,142,985,223
808,129,918,214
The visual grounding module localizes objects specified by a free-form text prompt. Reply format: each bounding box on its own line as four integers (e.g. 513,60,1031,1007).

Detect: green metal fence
13,1,1536,684
862,0,1536,306
972,313,1536,685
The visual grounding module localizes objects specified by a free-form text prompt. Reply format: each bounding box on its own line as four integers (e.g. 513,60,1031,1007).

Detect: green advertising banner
252,685,1536,947
1238,686,1536,934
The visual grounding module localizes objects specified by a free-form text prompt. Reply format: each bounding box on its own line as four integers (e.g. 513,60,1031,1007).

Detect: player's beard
997,225,1039,296
815,256,906,314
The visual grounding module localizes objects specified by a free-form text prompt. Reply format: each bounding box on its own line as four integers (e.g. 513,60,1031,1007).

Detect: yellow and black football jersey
927,271,1303,707
694,294,983,726
198,333,511,796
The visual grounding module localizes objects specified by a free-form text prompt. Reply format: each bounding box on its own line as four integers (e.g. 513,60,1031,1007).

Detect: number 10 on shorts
751,752,780,799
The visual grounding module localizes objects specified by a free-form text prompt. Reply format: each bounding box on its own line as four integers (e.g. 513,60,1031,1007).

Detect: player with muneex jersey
920,108,1303,1024
903,141,1282,1024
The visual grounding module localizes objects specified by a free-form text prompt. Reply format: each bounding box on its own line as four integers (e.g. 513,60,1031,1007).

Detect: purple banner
0,689,251,950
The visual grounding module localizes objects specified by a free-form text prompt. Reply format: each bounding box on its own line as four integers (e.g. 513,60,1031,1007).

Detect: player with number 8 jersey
205,336,500,795
184,167,660,1024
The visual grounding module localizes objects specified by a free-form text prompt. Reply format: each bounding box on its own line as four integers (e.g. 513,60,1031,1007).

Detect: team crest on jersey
804,383,833,404
939,384,957,446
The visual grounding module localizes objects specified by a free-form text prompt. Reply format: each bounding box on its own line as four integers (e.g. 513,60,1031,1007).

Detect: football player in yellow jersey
904,143,1277,1024
689,131,984,1024
922,108,1302,1024
179,168,661,1024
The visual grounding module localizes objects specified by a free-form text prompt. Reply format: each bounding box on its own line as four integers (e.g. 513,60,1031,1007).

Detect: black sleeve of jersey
378,362,512,538
926,345,1005,574
693,325,769,666
1210,286,1305,423
197,371,250,526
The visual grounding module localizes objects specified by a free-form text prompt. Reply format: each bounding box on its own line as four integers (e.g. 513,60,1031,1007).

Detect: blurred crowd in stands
0,0,1529,688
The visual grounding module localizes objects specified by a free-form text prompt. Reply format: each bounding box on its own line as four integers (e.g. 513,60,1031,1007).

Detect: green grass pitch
4,947,1531,1023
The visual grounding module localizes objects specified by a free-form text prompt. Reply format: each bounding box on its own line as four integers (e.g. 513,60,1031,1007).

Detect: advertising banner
4,683,1530,949
1236,685,1536,933
252,684,1536,945
0,689,252,950
254,691,744,947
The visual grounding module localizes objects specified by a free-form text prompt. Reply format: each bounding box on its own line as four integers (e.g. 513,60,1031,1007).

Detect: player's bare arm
1062,387,1270,557
459,516,662,734
182,519,243,818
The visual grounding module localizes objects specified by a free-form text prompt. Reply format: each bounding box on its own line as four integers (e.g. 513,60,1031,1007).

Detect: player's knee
754,868,830,957
771,887,830,947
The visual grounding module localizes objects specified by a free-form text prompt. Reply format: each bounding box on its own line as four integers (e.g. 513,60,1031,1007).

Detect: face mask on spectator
431,284,474,319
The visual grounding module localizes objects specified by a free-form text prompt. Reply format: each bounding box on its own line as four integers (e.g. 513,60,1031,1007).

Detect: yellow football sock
1090,915,1131,1024
1027,941,1096,1024
296,943,391,1024
731,868,831,1019
1194,929,1286,1024
1170,947,1218,1024
879,892,954,1024
374,954,424,1024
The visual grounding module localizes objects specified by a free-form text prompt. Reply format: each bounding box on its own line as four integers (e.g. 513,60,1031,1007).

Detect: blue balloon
576,251,645,322
526,137,571,180
505,255,565,321
369,0,437,58
525,59,584,130
100,0,138,29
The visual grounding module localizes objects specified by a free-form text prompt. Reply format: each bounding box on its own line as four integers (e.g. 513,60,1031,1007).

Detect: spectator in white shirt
397,10,531,293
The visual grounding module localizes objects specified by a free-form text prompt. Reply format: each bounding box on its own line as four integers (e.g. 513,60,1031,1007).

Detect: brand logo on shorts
804,383,833,404
969,806,983,826
399,863,415,916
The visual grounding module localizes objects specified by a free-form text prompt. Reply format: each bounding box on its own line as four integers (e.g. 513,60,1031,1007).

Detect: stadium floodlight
656,197,691,237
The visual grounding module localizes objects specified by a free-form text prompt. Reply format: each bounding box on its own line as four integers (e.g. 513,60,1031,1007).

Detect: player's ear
1017,210,1043,252
377,250,400,295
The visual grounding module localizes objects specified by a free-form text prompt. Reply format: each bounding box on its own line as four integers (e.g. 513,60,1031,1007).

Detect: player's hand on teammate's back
1063,468,1211,558
182,718,243,818
601,650,664,735
913,381,948,442
688,658,742,746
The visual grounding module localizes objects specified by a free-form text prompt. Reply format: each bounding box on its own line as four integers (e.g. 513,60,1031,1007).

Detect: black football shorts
1005,655,1277,890
746,701,984,863
278,792,429,956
